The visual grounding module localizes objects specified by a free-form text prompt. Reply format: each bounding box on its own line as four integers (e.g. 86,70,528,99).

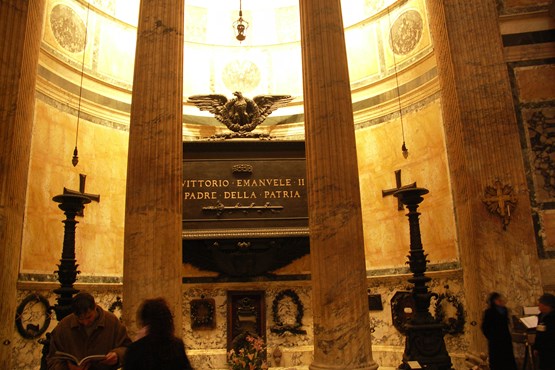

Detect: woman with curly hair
124,298,193,370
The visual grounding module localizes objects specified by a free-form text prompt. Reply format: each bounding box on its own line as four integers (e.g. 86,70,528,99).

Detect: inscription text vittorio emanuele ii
182,156,307,222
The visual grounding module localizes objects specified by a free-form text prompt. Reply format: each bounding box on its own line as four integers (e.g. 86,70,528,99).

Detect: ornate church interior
1,0,555,369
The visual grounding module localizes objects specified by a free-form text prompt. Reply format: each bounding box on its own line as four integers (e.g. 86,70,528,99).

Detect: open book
406,361,423,369
53,351,106,366
520,315,539,329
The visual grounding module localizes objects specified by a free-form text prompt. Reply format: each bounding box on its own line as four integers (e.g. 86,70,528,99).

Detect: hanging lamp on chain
232,0,249,42
72,4,90,167
387,5,409,159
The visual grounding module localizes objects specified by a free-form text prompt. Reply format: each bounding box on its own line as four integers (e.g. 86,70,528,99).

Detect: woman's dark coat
124,336,193,370
481,306,517,370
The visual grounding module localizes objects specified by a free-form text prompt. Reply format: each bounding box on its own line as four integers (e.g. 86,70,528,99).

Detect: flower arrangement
227,334,268,370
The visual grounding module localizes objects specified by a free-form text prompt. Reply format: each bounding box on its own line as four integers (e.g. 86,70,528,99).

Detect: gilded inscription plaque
182,141,308,231
182,141,309,276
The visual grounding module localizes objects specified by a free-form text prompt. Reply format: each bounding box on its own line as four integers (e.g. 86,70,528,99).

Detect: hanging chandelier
232,0,249,42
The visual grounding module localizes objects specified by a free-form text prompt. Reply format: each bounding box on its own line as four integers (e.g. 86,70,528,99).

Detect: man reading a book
47,292,132,370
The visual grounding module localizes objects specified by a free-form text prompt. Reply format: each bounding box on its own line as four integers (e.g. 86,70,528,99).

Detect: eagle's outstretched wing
187,94,230,124
252,95,294,124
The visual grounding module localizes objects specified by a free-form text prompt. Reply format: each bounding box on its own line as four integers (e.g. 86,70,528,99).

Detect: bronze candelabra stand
39,194,91,370
394,187,453,370
51,193,91,320
39,193,91,370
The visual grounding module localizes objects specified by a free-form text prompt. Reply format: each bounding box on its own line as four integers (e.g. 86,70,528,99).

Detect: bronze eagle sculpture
187,92,293,133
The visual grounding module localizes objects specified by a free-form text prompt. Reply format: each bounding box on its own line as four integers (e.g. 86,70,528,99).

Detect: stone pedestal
299,1,377,369
123,0,184,335
0,0,46,367
426,0,544,350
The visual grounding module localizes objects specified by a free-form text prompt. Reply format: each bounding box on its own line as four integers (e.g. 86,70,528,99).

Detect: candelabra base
399,322,453,370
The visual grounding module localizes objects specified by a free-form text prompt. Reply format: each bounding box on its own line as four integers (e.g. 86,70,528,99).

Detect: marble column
0,0,46,366
426,0,543,350
299,1,378,369
123,0,184,335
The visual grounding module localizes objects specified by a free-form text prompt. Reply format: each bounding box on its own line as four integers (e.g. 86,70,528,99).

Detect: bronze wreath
271,289,307,335
434,292,465,335
15,293,52,339
190,298,216,329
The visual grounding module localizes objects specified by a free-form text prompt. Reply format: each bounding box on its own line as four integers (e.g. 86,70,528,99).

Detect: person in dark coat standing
124,298,193,370
481,292,517,370
534,293,555,370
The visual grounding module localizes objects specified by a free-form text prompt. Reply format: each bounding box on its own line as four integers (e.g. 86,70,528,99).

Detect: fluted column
123,0,184,335
0,0,46,366
426,0,543,350
299,1,377,369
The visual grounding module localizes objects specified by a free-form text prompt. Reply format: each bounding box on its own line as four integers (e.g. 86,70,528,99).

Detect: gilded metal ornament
482,180,517,230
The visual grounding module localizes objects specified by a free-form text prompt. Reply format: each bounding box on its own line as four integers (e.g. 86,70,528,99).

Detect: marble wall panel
515,64,555,103
180,270,471,369
21,99,128,276
356,98,458,270
12,269,505,369
542,210,555,252
182,284,313,369
510,59,555,281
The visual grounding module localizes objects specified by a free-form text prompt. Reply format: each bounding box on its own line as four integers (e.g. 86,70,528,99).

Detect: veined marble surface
13,270,480,369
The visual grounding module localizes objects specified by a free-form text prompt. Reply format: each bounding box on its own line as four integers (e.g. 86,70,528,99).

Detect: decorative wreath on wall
15,293,52,339
190,298,216,330
108,296,123,321
391,291,415,335
270,289,307,335
434,292,466,335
